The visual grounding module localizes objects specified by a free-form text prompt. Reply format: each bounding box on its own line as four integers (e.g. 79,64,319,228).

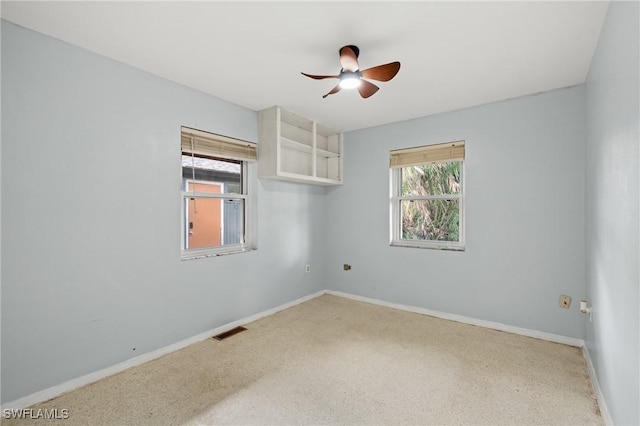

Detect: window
181,127,256,259
390,141,465,250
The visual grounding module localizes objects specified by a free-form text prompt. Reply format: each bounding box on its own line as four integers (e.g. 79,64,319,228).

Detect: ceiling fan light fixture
301,46,400,98
339,71,362,89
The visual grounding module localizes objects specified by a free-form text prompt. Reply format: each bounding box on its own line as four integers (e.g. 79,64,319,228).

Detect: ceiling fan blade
322,84,342,98
339,46,359,72
301,72,339,80
360,62,401,82
357,80,379,98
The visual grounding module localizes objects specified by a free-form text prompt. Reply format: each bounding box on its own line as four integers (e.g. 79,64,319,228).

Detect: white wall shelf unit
258,106,343,185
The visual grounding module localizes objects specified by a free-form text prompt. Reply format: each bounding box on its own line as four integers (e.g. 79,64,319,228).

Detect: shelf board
311,176,343,185
280,137,312,154
276,171,342,186
316,148,340,158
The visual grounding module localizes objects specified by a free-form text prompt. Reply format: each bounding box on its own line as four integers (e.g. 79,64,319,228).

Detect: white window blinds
181,127,257,162
390,140,465,168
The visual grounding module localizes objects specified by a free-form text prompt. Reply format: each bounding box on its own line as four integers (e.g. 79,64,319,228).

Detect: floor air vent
213,326,247,341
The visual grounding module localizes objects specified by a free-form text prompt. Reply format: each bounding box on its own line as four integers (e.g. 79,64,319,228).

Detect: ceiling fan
301,45,401,99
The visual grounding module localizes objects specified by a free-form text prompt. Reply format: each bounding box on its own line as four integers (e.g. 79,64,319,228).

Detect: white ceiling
1,1,609,132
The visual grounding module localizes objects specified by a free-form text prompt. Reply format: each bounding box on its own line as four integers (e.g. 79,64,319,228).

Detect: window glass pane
401,162,461,196
401,199,460,242
184,197,244,249
182,155,242,194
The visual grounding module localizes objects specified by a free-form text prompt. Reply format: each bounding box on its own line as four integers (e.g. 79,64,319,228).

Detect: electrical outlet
559,295,572,309
305,264,310,273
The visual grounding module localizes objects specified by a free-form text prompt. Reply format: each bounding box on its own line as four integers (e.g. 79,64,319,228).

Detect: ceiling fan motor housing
340,70,362,79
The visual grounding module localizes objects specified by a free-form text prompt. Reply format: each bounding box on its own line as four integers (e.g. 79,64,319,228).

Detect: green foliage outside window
401,162,461,242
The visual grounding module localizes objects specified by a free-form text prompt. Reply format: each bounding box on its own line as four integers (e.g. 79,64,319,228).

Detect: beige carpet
4,295,602,425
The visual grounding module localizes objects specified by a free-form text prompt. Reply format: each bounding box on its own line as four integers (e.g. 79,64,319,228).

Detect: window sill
390,240,465,252
181,246,254,261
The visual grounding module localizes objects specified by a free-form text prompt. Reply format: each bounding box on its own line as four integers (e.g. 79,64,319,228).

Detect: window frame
390,155,465,251
180,127,255,260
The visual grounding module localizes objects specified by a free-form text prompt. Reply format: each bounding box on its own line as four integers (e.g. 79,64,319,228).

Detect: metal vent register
212,326,247,341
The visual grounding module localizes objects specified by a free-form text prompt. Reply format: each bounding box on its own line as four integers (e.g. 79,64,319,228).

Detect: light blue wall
585,1,639,425
1,20,327,403
326,86,588,339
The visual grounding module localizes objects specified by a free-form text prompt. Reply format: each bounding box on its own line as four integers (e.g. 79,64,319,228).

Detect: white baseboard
3,288,588,411
582,345,613,426
326,290,585,348
1,290,326,411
